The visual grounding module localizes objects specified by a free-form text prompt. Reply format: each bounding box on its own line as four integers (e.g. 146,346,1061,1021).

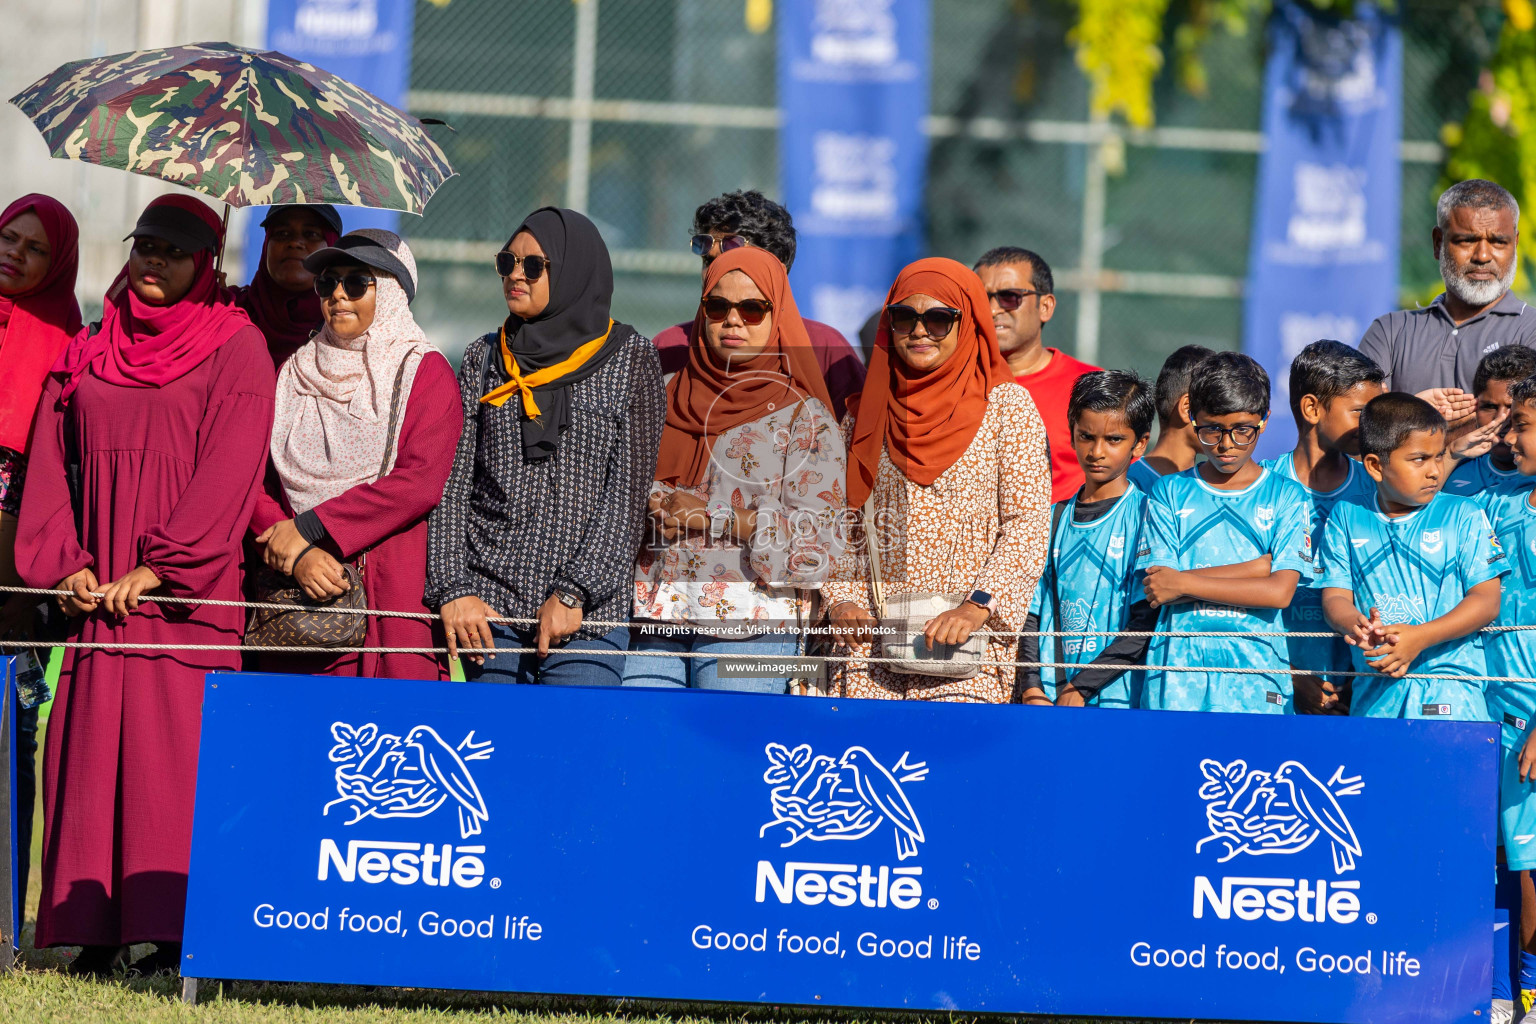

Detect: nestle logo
755,860,923,909
317,839,486,888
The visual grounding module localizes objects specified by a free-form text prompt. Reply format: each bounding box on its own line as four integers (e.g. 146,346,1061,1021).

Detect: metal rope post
1,656,16,973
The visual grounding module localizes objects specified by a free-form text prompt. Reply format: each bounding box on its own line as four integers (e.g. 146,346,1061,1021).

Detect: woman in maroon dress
252,229,462,680
15,194,275,976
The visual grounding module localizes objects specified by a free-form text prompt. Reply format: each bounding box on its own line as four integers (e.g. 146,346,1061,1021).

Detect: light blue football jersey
1126,458,1164,497
1444,454,1532,508
1261,452,1378,681
1485,488,1536,748
1029,485,1149,708
1135,466,1313,714
1316,490,1508,721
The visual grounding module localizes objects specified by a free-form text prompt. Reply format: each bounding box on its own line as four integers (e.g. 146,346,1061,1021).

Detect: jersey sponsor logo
1421,528,1444,555
325,721,493,839
1374,593,1424,625
1197,758,1363,875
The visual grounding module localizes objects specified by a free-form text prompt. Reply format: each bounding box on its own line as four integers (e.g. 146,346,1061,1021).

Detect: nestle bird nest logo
325,722,494,841
759,742,928,860
1197,759,1363,875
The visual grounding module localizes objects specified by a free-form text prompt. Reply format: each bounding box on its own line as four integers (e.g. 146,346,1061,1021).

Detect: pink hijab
0,194,81,451
55,194,251,404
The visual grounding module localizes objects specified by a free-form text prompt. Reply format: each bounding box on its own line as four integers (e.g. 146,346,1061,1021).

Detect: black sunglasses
495,251,551,282
690,233,748,258
987,288,1042,312
886,304,962,340
702,296,773,325
315,270,376,300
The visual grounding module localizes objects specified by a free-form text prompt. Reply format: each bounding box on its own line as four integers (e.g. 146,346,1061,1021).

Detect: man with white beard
1359,179,1532,420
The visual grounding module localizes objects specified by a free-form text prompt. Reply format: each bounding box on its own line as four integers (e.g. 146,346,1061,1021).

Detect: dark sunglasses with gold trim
886,304,962,340
701,296,773,325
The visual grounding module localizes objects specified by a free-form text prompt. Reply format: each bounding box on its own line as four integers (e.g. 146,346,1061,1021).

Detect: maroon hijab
236,216,337,367
0,194,81,452
55,195,252,404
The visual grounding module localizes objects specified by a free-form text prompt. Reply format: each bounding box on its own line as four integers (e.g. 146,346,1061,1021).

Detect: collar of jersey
1066,488,1131,529
1192,464,1268,498
1373,492,1433,525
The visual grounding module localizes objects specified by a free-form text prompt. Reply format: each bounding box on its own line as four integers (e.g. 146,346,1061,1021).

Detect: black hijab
500,207,620,460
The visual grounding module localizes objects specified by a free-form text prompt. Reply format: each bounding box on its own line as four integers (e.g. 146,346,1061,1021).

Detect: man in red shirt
974,246,1100,501
652,190,866,419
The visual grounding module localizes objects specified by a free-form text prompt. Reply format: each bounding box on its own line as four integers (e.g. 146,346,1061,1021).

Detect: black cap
124,205,218,253
304,233,416,303
259,204,343,236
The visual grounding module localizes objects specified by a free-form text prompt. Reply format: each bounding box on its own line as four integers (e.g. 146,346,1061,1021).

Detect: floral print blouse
634,393,847,635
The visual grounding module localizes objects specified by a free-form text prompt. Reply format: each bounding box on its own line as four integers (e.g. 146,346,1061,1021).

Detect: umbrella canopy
10,41,454,214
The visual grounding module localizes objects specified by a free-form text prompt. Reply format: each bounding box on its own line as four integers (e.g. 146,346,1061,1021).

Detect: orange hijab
655,247,834,487
847,257,1012,507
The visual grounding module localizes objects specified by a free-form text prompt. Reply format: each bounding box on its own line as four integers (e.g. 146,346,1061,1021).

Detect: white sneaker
1493,998,1515,1024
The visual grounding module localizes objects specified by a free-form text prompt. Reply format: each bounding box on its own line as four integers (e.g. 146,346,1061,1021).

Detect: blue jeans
466,623,629,687
622,627,798,693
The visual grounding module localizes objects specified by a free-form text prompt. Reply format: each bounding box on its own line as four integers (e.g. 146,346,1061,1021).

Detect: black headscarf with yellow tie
481,206,621,460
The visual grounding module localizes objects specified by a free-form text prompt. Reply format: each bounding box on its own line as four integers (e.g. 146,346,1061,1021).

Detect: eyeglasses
690,233,749,258
1195,423,1262,448
314,270,376,300
701,296,773,325
987,288,1042,311
885,304,962,340
494,251,551,282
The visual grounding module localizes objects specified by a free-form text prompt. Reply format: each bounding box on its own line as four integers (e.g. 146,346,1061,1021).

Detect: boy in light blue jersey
1317,393,1506,720
1022,371,1155,708
1136,352,1312,713
1126,344,1211,495
1483,374,1536,1015
1260,340,1384,714
1444,346,1536,507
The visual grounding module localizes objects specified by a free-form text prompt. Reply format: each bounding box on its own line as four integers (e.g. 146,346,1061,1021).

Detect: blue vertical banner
242,0,418,277
778,0,930,343
1244,3,1401,460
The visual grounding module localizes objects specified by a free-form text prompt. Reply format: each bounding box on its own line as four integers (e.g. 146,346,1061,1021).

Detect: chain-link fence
402,0,1457,378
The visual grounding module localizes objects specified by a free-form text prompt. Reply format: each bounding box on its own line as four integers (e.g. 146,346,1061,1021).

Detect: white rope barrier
3,585,1531,640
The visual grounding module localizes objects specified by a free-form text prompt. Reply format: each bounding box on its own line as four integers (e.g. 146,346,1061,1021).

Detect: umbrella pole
214,202,231,278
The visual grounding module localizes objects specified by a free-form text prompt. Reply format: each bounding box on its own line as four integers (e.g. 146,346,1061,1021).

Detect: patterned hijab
0,194,81,452
655,247,832,487
846,258,1012,508
269,229,439,514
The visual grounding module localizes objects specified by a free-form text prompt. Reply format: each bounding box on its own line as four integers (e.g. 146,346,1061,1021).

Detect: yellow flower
1506,0,1535,33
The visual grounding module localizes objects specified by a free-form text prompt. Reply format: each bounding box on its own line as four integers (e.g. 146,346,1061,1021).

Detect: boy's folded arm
1184,554,1272,580
1176,569,1300,610
1393,577,1502,650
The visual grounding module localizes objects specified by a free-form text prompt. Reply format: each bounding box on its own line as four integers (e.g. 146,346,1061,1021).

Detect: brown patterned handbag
244,358,410,650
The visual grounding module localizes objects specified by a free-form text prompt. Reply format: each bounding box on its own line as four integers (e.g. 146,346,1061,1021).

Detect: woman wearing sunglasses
13,194,275,974
427,207,665,685
626,247,846,691
251,229,463,681
822,257,1052,703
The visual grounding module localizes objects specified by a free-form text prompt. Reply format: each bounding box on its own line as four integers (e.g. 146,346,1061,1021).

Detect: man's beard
1440,246,1516,308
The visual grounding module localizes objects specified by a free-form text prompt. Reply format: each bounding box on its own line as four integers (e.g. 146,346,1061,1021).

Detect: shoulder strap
377,355,414,478
1048,500,1067,670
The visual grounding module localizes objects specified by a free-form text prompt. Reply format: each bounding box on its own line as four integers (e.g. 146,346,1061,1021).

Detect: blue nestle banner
1244,2,1401,460
185,674,1494,1022
241,0,417,274
778,0,929,343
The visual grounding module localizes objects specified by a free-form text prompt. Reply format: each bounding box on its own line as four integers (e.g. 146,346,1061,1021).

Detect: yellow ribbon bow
479,320,614,419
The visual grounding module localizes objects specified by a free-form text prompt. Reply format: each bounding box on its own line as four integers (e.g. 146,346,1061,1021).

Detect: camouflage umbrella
9,41,454,214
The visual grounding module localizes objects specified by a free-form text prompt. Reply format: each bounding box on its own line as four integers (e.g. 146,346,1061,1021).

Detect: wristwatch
965,590,993,612
707,500,735,540
552,587,584,609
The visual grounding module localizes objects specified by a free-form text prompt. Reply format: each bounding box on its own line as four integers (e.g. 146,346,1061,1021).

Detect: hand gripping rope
3,585,1535,686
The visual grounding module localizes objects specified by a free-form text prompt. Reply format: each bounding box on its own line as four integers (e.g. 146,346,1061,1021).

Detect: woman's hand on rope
924,602,989,650
256,519,309,574
57,567,100,617
293,548,350,601
99,565,162,616
828,601,877,648
536,594,583,657
441,595,499,665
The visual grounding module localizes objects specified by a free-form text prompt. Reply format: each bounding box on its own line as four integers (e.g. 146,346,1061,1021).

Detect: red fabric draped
0,194,81,452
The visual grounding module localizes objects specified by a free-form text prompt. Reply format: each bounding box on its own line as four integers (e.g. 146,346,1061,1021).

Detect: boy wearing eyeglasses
1134,352,1312,713
1316,393,1505,720
1259,341,1385,714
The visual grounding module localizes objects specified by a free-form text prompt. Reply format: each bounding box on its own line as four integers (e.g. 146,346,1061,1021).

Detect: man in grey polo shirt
1359,179,1533,418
